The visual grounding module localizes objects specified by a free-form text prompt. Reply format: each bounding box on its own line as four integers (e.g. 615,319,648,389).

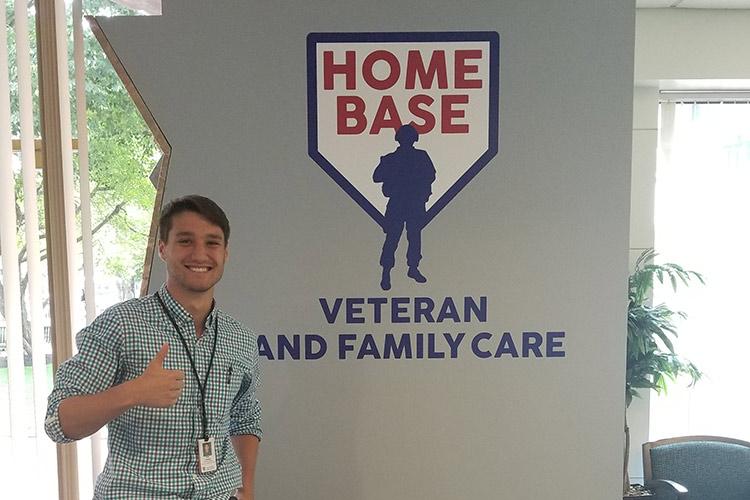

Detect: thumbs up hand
134,343,185,408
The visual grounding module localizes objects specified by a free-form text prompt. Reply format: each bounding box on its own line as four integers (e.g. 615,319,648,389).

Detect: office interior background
1,1,749,498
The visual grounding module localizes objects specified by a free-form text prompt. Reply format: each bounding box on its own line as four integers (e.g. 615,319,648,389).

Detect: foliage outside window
1,0,158,359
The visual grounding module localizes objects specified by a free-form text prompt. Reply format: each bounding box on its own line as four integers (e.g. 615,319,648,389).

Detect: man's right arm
45,307,184,443
57,378,139,440
56,343,184,440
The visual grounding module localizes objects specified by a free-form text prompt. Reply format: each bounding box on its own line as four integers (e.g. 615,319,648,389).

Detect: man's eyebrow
173,231,224,241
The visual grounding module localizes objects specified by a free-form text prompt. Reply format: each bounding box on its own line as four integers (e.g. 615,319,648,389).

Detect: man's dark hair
158,195,230,243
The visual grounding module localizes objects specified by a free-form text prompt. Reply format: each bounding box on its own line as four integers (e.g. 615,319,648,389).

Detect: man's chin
180,278,220,294
188,280,220,293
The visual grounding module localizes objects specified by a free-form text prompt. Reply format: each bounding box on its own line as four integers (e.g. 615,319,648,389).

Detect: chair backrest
643,435,750,500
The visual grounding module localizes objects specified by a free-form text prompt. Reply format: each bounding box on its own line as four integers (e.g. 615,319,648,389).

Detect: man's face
158,211,228,299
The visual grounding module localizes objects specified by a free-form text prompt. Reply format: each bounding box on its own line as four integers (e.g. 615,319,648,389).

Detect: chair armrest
645,479,688,499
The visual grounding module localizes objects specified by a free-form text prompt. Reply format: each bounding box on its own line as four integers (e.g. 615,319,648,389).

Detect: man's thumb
150,343,169,367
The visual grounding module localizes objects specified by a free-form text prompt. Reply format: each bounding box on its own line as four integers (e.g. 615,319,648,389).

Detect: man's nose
191,242,210,259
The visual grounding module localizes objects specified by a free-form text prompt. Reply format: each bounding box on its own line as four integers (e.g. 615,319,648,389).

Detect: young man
46,195,261,500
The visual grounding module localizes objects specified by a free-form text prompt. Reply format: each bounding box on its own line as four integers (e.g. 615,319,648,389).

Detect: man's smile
186,265,212,273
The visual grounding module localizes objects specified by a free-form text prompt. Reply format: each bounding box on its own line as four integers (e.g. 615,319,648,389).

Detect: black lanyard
155,292,219,440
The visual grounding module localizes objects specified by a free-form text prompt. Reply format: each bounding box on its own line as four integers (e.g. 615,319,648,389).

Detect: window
1,1,161,497
650,100,750,441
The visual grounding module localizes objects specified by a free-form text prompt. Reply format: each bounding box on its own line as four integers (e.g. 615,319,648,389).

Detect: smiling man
45,195,262,500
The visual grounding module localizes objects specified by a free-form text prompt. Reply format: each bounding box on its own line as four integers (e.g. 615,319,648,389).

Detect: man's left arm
229,343,263,499
231,434,259,500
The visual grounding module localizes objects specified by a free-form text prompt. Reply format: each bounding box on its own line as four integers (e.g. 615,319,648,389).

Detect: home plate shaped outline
307,31,500,229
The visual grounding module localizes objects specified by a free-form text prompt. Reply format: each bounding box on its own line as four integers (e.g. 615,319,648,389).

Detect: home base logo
307,32,500,289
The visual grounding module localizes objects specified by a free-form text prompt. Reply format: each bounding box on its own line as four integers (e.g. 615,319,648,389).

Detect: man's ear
158,239,166,261
224,245,229,262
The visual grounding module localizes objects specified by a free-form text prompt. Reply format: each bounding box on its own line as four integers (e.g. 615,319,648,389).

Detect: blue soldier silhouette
373,124,436,291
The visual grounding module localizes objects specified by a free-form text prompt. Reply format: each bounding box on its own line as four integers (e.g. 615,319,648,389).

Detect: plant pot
624,484,655,499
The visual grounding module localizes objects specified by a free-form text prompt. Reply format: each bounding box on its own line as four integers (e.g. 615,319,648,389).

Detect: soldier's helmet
395,124,419,144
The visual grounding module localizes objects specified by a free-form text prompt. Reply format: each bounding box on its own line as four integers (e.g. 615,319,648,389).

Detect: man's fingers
164,369,184,380
136,354,187,407
149,343,170,368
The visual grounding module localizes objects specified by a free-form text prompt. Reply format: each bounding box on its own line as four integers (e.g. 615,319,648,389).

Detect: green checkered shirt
46,285,262,499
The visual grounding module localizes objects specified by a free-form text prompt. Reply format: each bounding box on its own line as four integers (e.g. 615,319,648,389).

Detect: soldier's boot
407,267,427,283
380,267,392,291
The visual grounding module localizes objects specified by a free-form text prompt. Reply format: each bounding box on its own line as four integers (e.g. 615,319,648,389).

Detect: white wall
636,9,750,81
97,1,635,499
629,7,750,484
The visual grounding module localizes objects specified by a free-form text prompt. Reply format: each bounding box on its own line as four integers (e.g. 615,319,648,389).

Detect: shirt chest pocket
208,360,253,423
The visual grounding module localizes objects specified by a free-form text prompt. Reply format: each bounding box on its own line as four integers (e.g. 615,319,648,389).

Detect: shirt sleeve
228,342,263,440
45,308,124,443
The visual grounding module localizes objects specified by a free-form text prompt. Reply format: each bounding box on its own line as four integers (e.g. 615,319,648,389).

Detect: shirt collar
157,283,219,328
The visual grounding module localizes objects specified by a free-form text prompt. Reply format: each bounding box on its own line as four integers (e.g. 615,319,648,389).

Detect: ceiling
116,0,750,16
637,0,750,7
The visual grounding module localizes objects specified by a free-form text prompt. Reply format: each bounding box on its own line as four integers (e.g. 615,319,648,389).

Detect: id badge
198,437,217,473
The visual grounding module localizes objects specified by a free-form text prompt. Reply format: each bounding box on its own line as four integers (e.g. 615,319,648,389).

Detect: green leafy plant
623,248,704,495
626,248,703,407
1,0,157,356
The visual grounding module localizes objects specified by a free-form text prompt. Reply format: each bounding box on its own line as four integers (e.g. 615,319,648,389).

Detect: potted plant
623,249,703,499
